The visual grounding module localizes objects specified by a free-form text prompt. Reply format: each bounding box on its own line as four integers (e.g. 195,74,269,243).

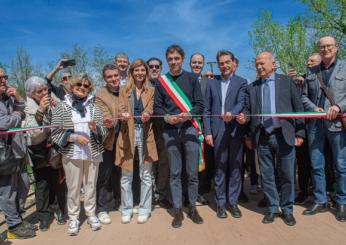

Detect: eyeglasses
0,75,8,80
191,61,203,65
204,74,214,79
319,44,336,50
62,75,72,81
75,82,91,89
149,65,160,69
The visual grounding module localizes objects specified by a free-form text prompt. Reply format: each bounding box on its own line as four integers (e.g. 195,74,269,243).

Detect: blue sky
1,0,307,80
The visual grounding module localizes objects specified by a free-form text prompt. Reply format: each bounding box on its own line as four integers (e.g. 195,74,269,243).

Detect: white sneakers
98,212,112,224
121,215,132,224
87,216,101,231
68,220,80,236
137,215,150,224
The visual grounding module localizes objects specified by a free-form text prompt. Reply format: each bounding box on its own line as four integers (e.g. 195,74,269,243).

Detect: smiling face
132,65,147,84
148,60,162,79
167,51,184,75
190,54,204,75
218,54,234,79
116,56,129,73
0,69,7,94
255,52,275,79
319,36,338,64
104,69,120,91
72,80,91,98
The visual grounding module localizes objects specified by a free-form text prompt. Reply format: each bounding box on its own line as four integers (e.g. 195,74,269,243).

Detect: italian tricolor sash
158,73,205,172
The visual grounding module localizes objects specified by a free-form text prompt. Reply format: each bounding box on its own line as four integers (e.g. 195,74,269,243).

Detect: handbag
0,134,18,175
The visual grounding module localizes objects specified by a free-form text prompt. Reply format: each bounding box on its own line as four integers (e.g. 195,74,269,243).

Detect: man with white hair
242,51,305,226
114,52,130,86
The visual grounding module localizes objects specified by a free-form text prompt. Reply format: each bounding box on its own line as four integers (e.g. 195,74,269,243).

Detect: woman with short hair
51,74,108,235
22,76,66,231
116,59,158,224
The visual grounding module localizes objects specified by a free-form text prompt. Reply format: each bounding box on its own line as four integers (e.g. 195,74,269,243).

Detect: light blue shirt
221,77,231,115
261,73,280,128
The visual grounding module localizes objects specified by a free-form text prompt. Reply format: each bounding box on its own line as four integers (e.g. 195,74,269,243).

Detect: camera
61,59,76,68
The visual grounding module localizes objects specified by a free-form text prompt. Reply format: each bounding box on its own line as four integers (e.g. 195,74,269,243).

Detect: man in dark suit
241,51,305,226
204,50,247,219
302,36,346,222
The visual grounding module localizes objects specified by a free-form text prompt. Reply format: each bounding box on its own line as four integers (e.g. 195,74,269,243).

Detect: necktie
262,81,274,133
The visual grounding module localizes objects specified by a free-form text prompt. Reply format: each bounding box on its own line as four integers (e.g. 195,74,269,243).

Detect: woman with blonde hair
51,74,108,235
116,59,158,224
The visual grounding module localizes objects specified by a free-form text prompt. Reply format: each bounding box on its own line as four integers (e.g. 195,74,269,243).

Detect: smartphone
61,59,76,68
288,63,295,70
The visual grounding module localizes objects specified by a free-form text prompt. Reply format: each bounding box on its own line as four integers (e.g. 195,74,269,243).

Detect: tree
299,0,346,57
10,46,34,96
90,46,113,88
249,10,315,75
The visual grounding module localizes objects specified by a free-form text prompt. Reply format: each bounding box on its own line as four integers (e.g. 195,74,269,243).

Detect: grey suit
302,59,346,205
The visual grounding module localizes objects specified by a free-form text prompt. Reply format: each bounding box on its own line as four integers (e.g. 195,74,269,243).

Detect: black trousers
296,139,311,195
96,148,121,212
34,166,66,222
198,143,214,195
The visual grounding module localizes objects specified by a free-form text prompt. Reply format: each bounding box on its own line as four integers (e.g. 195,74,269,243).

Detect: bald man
302,36,346,222
244,52,305,226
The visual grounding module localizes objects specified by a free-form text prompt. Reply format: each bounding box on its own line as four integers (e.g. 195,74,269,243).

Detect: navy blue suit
204,74,247,206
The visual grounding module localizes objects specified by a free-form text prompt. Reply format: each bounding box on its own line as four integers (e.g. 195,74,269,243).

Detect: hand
295,76,305,87
141,112,151,123
103,117,113,129
38,95,51,113
236,112,247,125
6,87,22,102
295,137,304,147
56,59,69,70
326,105,340,120
167,115,180,125
177,112,191,123
121,112,131,121
222,112,232,123
76,135,89,145
50,97,57,108
244,137,252,150
287,68,297,78
88,121,97,133
314,107,324,113
205,134,214,147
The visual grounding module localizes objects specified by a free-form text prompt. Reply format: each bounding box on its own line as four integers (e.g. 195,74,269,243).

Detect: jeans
121,124,153,216
258,130,295,214
308,120,346,204
163,126,199,209
0,170,29,228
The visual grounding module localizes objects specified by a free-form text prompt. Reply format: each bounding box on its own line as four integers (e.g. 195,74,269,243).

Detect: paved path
3,195,346,245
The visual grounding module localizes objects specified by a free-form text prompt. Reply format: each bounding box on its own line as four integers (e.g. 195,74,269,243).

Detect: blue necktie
262,81,274,133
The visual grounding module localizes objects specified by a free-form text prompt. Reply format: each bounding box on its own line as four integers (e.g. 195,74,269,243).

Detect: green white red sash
158,73,205,172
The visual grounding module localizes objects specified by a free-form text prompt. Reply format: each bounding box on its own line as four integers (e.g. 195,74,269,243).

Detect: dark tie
262,81,274,133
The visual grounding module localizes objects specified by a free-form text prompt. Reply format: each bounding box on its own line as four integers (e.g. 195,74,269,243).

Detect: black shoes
172,209,184,228
197,195,209,205
7,223,36,239
336,204,346,222
282,213,296,226
229,205,242,218
22,221,38,231
303,203,329,215
55,209,66,225
39,220,50,232
187,207,203,224
262,212,280,224
216,206,228,219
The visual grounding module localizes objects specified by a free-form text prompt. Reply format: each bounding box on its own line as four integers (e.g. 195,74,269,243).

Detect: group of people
0,35,345,240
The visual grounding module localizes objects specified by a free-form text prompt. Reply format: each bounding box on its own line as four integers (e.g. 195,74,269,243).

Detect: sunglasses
62,75,72,81
75,82,91,89
149,65,160,69
0,75,8,80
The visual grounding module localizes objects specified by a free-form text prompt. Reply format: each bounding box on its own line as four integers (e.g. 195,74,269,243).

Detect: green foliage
249,10,314,75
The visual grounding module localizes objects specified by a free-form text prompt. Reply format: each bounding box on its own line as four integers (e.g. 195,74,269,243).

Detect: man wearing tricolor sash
154,45,204,228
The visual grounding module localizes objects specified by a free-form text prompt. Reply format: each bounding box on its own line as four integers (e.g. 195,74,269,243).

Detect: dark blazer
204,74,248,138
246,73,305,146
302,59,346,132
